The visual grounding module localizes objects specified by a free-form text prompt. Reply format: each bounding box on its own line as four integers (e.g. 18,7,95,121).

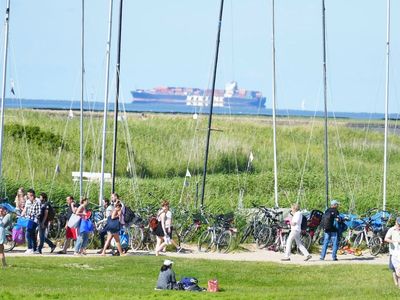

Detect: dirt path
7,244,389,266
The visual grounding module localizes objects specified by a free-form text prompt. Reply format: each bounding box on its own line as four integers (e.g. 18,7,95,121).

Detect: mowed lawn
0,255,398,299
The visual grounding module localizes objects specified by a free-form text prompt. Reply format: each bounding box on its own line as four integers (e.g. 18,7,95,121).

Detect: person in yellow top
385,217,400,287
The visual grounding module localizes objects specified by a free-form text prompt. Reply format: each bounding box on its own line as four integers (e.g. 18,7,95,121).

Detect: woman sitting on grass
155,259,176,290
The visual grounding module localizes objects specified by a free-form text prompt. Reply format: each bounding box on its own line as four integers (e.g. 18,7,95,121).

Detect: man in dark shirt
37,192,56,254
320,200,340,261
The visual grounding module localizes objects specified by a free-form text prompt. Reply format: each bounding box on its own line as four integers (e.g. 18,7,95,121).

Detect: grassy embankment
2,109,400,214
0,256,398,299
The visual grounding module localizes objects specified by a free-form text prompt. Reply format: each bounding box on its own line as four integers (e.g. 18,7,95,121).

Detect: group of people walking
282,199,344,262
2,187,182,260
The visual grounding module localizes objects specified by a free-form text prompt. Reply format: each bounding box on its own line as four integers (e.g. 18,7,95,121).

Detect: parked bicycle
198,212,237,253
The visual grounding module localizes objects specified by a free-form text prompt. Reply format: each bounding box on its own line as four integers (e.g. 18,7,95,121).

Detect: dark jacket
324,207,339,233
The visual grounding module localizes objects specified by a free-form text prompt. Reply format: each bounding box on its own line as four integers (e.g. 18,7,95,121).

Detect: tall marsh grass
1,109,400,214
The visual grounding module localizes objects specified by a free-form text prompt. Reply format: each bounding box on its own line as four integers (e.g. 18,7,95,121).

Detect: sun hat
163,259,173,266
330,199,340,206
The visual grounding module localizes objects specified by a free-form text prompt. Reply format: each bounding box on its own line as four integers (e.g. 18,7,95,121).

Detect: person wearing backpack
320,199,340,261
281,203,312,262
37,193,56,254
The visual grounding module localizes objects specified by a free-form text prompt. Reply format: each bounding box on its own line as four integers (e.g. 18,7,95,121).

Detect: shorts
389,255,395,272
66,226,78,240
155,222,165,237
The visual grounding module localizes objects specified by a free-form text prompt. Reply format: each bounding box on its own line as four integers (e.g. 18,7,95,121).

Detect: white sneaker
24,249,33,254
33,251,41,254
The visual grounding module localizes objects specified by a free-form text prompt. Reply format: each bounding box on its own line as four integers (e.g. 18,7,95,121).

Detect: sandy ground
6,244,389,266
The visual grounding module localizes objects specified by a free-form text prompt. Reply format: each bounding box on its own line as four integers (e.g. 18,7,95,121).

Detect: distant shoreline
4,97,390,120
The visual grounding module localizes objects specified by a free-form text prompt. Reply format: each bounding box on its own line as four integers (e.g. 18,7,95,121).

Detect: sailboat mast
0,0,10,180
200,0,224,210
79,0,85,199
383,0,391,211
99,0,114,205
322,0,329,208
111,0,123,193
271,0,278,208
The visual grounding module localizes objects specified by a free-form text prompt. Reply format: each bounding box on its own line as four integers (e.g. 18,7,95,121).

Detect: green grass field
0,255,398,299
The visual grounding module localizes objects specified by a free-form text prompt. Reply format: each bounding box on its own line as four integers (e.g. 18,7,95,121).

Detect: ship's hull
131,92,266,108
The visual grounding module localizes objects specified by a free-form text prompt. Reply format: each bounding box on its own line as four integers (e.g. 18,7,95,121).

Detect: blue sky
1,0,399,113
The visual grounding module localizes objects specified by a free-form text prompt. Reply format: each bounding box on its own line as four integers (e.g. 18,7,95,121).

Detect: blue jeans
320,231,338,260
38,225,55,253
26,223,38,251
75,231,89,253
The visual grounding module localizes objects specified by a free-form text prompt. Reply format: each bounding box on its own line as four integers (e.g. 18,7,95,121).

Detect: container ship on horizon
131,81,267,108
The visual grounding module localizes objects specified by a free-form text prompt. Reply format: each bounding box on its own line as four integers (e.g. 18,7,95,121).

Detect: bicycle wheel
129,226,144,251
239,224,253,244
256,226,272,249
144,229,156,251
3,232,15,252
170,228,181,247
198,230,212,252
47,218,61,239
301,232,312,250
180,224,199,244
369,235,382,256
217,230,233,253
353,232,365,248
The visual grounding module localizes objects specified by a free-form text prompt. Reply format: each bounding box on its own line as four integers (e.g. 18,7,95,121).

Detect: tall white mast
99,0,113,205
79,0,85,199
383,0,391,211
0,0,10,179
271,0,278,208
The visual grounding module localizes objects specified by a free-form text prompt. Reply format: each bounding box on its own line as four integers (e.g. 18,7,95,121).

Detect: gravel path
7,244,389,266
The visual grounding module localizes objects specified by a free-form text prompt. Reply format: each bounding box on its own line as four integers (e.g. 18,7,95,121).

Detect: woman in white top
281,203,311,261
384,217,400,287
157,203,182,254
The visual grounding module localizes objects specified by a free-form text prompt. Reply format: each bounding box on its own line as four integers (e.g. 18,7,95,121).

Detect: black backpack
47,203,56,221
321,210,335,231
124,206,135,224
301,215,307,231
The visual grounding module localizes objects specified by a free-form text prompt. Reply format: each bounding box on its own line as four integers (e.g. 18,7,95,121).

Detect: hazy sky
1,0,399,113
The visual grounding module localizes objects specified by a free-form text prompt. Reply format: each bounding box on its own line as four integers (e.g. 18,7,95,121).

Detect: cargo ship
131,81,266,108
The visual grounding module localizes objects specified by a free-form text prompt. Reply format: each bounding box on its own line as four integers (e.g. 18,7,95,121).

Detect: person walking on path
74,198,90,255
320,200,340,261
97,198,112,253
154,200,169,256
281,203,311,262
100,201,124,256
37,193,56,254
385,217,400,287
0,205,12,267
157,201,182,254
25,189,41,254
58,196,77,254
